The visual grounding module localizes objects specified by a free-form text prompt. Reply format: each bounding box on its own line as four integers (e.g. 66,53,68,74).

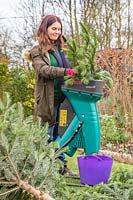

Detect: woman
23,15,76,174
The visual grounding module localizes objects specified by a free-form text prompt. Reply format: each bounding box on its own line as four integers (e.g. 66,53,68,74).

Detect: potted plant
63,22,113,94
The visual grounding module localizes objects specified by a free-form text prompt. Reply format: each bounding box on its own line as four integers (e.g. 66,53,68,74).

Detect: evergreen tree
0,93,67,200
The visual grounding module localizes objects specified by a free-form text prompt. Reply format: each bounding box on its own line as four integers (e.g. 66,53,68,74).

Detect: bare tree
127,0,131,47
79,0,133,49
1,0,133,67
0,27,12,57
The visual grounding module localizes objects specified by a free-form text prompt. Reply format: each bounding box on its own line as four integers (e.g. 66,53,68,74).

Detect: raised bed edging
100,150,133,165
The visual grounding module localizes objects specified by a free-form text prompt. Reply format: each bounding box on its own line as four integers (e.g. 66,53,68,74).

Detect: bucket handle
84,155,103,161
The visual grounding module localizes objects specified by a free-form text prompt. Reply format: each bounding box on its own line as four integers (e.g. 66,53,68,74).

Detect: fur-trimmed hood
22,41,38,62
22,41,51,62
22,49,32,62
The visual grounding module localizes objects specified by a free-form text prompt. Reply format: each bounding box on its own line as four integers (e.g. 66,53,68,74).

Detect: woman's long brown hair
37,15,64,51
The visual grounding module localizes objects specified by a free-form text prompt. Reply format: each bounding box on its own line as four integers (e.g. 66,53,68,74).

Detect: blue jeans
47,106,65,162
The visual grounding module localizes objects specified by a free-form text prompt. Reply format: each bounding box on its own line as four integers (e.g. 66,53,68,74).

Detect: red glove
66,68,76,76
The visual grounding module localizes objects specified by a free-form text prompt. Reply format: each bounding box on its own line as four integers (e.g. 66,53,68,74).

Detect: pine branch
0,186,19,197
0,95,62,200
4,152,55,200
6,153,20,181
20,154,30,178
0,175,55,200
39,170,52,189
18,179,55,200
0,161,55,200
0,181,17,184
0,176,5,180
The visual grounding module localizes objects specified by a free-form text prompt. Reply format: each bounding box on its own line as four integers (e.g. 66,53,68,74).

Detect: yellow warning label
59,109,67,127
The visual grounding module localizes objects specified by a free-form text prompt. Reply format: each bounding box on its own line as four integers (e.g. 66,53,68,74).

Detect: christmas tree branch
0,96,58,200
0,176,5,180
6,153,20,180
39,170,52,189
0,181,17,184
0,186,19,197
38,159,53,188
18,179,55,200
20,154,30,178
4,154,55,200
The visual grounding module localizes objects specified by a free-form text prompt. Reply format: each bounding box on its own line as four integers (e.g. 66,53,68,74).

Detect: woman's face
47,21,62,42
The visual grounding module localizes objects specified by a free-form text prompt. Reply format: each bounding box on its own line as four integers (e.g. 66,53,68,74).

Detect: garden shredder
56,80,103,157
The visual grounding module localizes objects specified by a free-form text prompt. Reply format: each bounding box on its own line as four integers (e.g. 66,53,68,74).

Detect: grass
67,150,133,168
64,150,133,193
66,150,133,178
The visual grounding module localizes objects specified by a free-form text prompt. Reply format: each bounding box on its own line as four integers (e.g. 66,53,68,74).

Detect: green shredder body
56,81,103,157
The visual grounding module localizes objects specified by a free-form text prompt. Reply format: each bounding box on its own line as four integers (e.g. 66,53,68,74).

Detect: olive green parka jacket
23,44,66,125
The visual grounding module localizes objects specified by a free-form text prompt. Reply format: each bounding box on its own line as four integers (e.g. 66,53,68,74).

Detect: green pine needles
0,93,66,200
64,22,113,88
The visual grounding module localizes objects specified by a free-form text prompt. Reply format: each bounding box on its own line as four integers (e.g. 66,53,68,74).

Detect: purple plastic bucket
77,155,113,186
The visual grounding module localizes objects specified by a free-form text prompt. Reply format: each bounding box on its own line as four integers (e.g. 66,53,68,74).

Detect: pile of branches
95,48,133,134
95,47,133,75
95,48,132,95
